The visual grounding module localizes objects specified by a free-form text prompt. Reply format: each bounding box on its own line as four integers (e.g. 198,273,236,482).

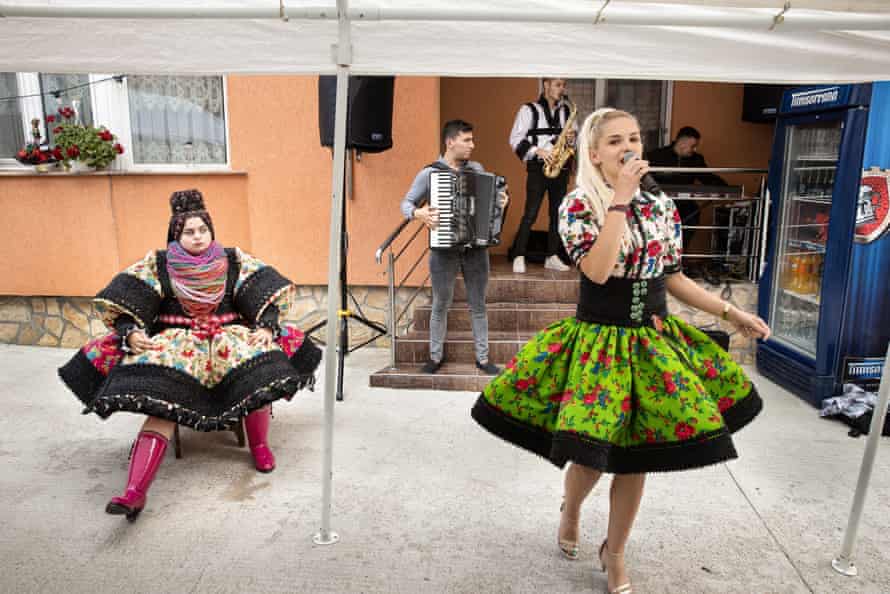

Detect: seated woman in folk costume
59,189,321,521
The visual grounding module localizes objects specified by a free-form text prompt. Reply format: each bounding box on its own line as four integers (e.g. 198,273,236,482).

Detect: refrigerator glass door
768,120,843,357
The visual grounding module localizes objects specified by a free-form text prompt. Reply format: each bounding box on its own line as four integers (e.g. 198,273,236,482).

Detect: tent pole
313,0,351,547
3,4,890,32
832,342,890,576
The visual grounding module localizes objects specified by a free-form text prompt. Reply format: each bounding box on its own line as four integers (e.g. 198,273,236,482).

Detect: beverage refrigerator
757,82,890,406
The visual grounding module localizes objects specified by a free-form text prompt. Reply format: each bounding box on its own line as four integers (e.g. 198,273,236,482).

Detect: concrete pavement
1,344,888,594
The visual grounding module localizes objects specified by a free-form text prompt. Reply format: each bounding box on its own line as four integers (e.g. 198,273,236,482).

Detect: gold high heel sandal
557,500,580,560
598,540,633,594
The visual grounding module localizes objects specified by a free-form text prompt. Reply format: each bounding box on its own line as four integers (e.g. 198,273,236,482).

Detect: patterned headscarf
166,240,228,318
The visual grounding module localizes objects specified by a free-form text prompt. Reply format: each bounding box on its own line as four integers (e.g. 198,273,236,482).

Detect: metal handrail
376,212,433,367
395,248,429,293
650,167,768,174
375,218,413,264
396,274,432,328
658,168,769,283
393,224,427,262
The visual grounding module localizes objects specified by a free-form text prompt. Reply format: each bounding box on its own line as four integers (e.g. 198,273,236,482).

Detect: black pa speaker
742,84,793,123
318,75,395,153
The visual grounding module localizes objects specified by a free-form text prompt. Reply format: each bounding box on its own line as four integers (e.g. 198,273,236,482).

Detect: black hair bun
170,189,206,215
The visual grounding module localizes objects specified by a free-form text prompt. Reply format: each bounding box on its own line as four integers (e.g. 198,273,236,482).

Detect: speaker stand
306,150,387,401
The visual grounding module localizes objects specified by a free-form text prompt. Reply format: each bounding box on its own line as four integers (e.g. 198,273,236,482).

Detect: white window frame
0,72,231,172
557,78,673,148
121,74,232,172
0,73,44,169
661,80,674,147
594,79,674,147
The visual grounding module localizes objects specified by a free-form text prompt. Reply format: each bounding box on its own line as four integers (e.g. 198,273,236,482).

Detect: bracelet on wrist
721,302,732,321
121,326,142,353
256,322,280,338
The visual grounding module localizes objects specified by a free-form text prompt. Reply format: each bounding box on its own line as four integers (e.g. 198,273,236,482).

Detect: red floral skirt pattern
473,316,761,473
81,324,306,385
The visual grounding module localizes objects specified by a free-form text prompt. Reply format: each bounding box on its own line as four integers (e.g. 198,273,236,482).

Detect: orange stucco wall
2,76,773,297
336,77,440,288
670,81,774,192
0,76,440,296
440,78,540,256
441,78,775,257
227,75,439,288
670,82,775,253
2,177,119,296
0,174,251,296
110,176,253,269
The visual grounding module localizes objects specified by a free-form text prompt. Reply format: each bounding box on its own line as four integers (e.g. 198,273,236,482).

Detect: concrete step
372,255,575,391
453,274,579,304
369,362,495,392
394,329,534,365
449,253,580,304
411,302,575,332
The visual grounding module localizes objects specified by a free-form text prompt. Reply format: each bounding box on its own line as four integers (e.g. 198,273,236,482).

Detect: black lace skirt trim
63,348,320,432
58,350,105,405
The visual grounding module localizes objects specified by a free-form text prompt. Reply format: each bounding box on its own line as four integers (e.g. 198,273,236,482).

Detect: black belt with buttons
575,275,668,328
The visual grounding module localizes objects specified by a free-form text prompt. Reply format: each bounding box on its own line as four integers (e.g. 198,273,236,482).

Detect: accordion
429,168,508,249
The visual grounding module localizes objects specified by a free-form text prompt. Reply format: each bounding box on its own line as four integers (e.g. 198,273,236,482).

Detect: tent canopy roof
1,1,889,82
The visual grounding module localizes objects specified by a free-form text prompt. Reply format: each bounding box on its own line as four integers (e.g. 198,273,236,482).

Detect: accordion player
429,167,508,249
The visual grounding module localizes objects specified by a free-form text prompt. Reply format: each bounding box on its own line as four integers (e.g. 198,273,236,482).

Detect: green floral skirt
471,315,762,474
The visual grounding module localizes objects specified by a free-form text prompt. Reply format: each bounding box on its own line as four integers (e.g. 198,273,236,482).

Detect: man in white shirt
508,78,577,274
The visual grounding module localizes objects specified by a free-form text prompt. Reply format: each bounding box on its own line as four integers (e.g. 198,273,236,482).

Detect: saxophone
543,98,577,179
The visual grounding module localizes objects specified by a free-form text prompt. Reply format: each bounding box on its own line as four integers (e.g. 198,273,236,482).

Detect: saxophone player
508,78,578,273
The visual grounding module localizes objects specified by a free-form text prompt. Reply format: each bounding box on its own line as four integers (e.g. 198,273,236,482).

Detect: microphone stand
306,149,388,401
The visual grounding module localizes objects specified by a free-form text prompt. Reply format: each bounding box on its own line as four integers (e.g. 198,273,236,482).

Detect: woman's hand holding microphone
611,152,650,208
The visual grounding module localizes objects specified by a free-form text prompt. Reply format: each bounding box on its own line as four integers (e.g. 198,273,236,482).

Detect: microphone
623,151,661,195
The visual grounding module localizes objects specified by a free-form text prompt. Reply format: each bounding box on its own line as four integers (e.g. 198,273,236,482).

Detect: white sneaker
545,255,570,272
512,256,526,274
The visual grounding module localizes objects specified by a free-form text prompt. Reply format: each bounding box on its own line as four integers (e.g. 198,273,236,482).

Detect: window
0,72,229,169
0,73,24,158
127,75,227,165
39,73,94,144
567,79,672,150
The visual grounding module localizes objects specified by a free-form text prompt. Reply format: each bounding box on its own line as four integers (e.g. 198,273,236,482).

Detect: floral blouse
558,188,683,279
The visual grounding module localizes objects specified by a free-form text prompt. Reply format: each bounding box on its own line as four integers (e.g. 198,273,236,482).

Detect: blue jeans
429,247,489,363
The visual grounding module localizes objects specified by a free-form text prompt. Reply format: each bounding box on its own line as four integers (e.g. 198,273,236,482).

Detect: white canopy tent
2,0,888,570
1,1,890,81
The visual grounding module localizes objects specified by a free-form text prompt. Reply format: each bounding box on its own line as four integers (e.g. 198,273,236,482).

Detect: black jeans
511,161,569,258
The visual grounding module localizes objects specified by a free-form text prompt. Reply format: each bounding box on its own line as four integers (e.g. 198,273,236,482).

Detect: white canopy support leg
313,0,352,548
832,343,890,576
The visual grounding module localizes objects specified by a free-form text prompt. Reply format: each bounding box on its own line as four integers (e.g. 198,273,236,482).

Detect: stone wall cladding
666,280,759,365
1,281,755,362
0,297,98,348
0,286,432,350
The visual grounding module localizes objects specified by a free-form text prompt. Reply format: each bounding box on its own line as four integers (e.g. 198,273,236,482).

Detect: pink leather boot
106,430,168,521
244,407,276,473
